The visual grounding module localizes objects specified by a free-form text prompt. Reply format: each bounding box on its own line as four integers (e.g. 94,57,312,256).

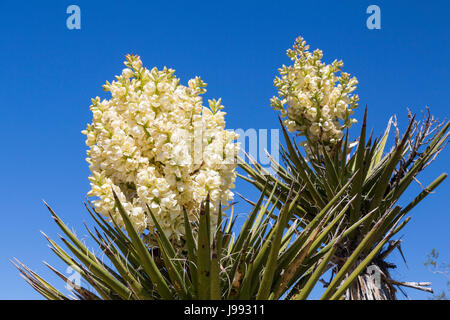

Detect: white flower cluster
82,54,239,242
271,36,359,146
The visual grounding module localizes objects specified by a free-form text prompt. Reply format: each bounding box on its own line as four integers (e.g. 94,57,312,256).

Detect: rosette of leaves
239,108,449,299
13,178,394,300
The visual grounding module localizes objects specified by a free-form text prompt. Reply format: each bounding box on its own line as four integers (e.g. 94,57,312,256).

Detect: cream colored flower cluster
82,54,239,241
271,36,359,146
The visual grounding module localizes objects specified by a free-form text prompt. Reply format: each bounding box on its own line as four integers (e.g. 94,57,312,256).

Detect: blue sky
0,1,448,299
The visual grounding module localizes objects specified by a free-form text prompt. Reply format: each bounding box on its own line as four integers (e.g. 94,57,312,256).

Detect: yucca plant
238,35,449,300
240,109,449,299
13,178,400,300
14,38,448,301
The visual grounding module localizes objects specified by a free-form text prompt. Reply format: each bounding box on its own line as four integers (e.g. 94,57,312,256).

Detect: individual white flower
271,36,359,148
82,54,240,244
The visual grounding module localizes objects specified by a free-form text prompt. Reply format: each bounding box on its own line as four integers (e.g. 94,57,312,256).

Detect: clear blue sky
0,1,448,299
